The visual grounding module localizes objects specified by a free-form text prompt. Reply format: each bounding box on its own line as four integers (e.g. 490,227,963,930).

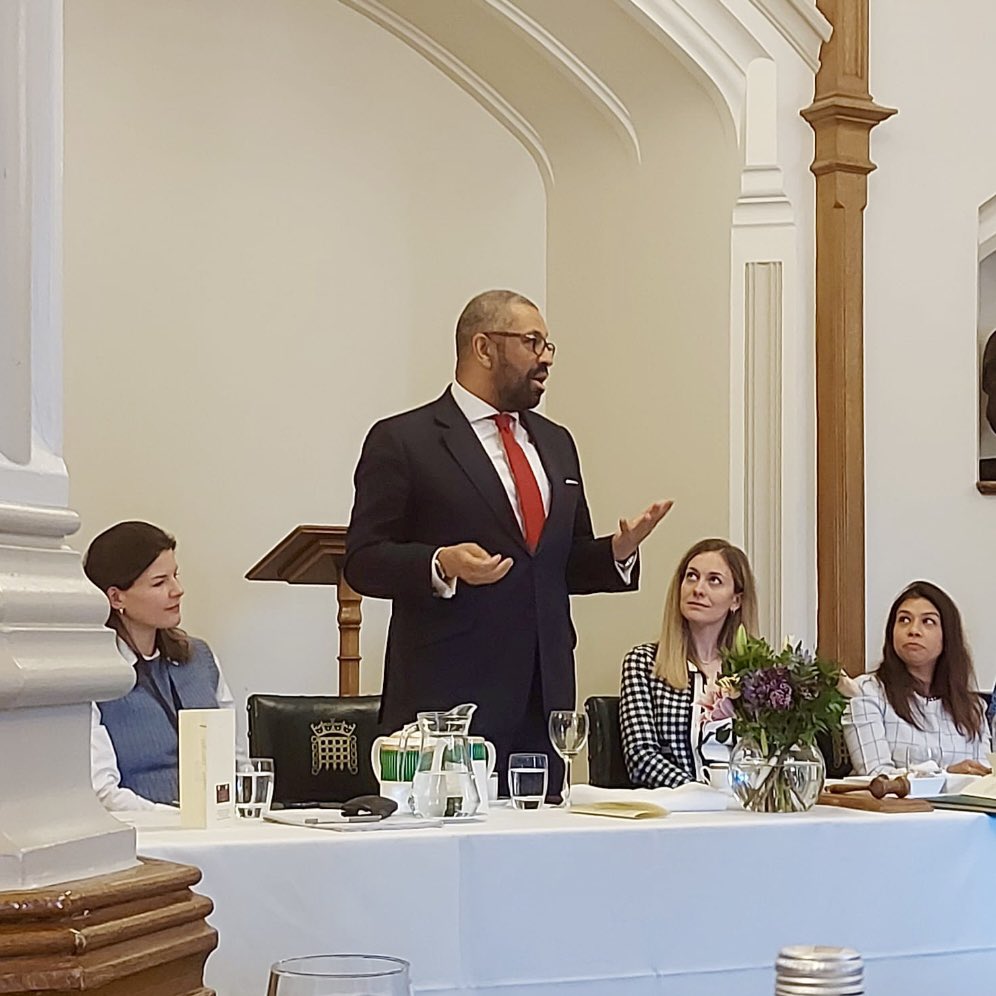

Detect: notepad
926,795,996,815
570,801,668,820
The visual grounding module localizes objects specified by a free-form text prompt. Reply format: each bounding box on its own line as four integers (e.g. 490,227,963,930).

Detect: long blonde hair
654,538,759,690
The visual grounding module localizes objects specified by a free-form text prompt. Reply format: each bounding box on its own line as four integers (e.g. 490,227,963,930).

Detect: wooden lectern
246,525,362,696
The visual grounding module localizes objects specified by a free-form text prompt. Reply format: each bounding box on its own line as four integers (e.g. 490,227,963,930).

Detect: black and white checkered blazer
619,642,701,788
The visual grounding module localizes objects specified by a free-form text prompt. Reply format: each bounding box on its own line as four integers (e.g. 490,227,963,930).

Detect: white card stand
179,709,236,828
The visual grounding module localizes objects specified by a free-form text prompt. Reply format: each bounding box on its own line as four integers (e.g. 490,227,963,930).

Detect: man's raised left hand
611,500,673,562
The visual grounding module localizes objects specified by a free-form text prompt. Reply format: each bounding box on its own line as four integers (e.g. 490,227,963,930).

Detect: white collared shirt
450,378,552,526
432,380,634,595
89,637,242,811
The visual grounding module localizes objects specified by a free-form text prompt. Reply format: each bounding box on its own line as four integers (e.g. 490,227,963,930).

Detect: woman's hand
947,759,992,775
836,672,861,698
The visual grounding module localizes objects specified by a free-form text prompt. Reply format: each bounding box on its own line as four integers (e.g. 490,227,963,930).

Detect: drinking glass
267,954,412,996
235,757,274,819
901,745,941,774
507,753,548,810
548,710,588,808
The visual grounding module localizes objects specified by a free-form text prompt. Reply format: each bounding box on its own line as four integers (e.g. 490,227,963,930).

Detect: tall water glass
508,753,548,810
548,710,588,808
901,744,941,773
267,954,412,996
236,757,274,819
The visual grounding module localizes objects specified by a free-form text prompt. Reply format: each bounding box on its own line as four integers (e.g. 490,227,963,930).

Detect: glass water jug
410,705,481,818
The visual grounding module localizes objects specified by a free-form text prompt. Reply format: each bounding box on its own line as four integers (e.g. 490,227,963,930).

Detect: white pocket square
565,478,579,486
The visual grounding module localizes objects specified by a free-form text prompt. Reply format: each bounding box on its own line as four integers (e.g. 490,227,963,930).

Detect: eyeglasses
483,331,557,358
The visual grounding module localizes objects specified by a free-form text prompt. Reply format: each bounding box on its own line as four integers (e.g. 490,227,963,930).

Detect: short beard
494,361,544,412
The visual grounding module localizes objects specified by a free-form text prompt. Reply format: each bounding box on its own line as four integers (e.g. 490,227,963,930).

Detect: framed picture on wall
979,328,996,491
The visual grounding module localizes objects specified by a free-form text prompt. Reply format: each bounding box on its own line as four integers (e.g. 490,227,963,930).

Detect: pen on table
304,814,382,824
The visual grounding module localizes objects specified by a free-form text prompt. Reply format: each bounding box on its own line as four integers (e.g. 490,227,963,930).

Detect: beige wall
63,0,546,724
541,17,739,707
64,0,737,750
866,1,996,686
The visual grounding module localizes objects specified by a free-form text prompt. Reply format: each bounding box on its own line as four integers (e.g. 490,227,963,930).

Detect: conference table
132,801,996,995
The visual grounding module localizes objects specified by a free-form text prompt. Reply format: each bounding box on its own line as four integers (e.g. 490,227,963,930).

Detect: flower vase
729,739,825,813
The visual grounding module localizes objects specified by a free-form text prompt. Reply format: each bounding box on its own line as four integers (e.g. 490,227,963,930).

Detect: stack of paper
570,801,668,820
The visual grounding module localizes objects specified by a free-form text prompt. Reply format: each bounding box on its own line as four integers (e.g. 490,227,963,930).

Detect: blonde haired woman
619,538,759,787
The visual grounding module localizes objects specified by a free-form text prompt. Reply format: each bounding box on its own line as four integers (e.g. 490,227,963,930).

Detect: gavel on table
826,774,911,799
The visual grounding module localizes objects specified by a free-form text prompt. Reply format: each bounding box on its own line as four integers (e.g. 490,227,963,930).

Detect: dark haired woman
84,521,238,810
843,581,990,776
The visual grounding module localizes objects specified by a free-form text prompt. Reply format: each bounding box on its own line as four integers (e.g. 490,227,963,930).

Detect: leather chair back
247,694,383,806
817,726,851,779
584,695,634,789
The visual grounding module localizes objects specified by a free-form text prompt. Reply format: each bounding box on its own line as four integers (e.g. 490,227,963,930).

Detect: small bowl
705,765,731,792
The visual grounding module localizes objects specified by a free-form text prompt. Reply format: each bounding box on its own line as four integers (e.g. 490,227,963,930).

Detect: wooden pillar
0,859,217,996
802,0,895,675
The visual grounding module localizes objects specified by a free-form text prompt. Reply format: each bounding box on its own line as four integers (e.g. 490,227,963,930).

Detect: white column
0,0,136,890
728,57,809,646
743,261,784,641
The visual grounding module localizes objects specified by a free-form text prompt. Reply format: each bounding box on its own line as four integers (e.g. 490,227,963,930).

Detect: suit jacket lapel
433,390,529,553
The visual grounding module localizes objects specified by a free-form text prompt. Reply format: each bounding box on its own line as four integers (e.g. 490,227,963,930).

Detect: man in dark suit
345,290,671,785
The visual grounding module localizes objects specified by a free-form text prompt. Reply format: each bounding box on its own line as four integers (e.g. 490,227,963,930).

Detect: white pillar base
0,502,138,890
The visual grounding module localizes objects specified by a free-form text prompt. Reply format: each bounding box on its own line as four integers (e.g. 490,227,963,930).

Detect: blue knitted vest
98,637,221,805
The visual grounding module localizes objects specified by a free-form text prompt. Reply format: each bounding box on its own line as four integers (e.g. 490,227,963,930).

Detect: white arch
339,0,556,188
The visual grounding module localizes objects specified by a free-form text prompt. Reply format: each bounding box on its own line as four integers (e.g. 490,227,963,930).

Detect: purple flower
768,682,793,710
741,667,794,713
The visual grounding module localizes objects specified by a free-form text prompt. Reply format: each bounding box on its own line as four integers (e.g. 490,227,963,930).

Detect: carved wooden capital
803,96,896,178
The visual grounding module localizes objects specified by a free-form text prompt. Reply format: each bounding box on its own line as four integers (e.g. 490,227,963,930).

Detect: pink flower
697,679,737,726
711,694,736,722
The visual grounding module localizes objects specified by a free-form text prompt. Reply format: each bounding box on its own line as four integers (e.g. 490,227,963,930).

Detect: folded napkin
571,783,729,813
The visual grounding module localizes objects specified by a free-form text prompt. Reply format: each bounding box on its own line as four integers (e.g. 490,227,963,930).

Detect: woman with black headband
83,520,238,810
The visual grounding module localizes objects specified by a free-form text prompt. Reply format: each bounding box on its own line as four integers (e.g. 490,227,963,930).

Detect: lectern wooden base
0,858,217,995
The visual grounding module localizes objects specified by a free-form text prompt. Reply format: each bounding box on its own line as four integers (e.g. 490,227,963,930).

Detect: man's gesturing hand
611,500,674,562
437,543,514,586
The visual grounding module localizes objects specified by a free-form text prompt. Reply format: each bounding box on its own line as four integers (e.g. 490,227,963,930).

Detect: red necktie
493,414,546,551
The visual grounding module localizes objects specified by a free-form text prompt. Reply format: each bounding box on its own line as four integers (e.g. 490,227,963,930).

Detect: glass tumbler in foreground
267,954,412,996
548,710,588,808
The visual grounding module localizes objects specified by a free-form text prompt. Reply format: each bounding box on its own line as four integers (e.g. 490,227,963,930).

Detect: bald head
455,290,538,360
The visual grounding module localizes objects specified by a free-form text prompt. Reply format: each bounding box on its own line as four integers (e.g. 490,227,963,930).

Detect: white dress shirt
432,380,633,595
90,637,242,811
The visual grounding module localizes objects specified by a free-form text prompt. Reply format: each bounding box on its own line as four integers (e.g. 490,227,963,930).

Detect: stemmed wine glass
548,710,588,808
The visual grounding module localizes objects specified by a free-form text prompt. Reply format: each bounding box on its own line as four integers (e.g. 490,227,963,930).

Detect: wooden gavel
827,774,911,799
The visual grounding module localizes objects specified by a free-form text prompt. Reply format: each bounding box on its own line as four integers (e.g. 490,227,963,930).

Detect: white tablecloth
133,803,996,995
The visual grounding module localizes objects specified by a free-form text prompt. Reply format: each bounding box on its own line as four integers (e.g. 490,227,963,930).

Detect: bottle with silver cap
774,945,864,995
